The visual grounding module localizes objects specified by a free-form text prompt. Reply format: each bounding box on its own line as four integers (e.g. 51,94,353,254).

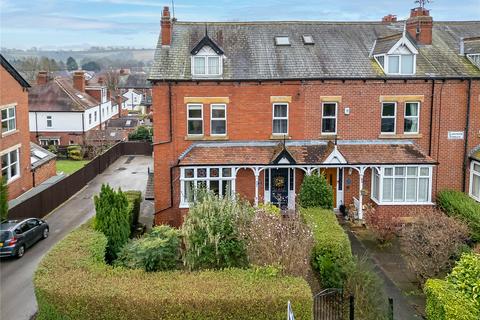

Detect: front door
271,168,289,209
321,168,337,208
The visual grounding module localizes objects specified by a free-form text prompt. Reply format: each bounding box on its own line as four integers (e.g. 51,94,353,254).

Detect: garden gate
313,288,352,320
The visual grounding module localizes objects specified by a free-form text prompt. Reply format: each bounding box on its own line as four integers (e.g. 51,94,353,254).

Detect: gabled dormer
191,35,224,78
460,37,480,70
371,31,418,76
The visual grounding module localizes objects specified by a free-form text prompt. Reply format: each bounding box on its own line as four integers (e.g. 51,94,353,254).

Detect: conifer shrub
299,173,333,209
94,184,131,262
124,190,142,229
0,177,8,221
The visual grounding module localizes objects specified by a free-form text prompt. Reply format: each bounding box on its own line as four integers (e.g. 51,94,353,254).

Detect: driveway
0,155,153,320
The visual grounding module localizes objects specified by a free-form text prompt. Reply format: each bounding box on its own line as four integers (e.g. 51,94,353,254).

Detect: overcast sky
1,0,479,50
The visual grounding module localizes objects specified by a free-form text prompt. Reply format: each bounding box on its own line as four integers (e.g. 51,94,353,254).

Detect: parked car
0,218,49,258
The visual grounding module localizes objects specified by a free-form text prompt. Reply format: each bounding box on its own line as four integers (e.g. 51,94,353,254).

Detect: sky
1,0,479,50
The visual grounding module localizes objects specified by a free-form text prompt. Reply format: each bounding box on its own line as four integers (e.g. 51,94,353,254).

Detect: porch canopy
178,140,436,218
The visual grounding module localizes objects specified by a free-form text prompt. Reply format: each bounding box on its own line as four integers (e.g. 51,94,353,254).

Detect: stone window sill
184,135,229,141
378,133,423,139
1,129,19,138
270,135,291,140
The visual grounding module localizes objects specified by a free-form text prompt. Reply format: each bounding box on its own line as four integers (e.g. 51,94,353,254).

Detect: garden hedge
301,208,354,287
437,190,480,241
34,223,313,320
424,279,479,320
124,190,142,228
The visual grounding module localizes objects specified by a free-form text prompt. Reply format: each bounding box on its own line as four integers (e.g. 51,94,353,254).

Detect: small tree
66,57,78,71
128,126,152,141
94,184,131,262
0,177,8,221
299,173,333,209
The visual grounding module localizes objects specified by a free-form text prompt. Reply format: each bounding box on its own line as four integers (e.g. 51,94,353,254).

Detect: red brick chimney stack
37,71,49,85
73,70,86,92
161,6,172,46
382,14,397,23
406,7,433,45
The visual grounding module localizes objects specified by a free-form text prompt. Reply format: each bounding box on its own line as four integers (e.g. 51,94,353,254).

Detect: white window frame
1,147,20,183
39,138,60,146
88,113,92,125
381,102,397,134
1,104,16,135
191,55,223,77
467,53,480,68
469,160,480,202
46,115,53,128
321,102,337,135
180,166,236,208
94,111,97,122
210,104,227,136
187,104,204,136
385,54,416,75
371,166,433,205
404,101,420,134
272,103,289,136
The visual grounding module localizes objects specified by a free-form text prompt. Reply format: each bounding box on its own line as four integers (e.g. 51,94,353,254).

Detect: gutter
462,78,472,192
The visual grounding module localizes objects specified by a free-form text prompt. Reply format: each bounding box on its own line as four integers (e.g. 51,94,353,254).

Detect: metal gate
313,288,345,320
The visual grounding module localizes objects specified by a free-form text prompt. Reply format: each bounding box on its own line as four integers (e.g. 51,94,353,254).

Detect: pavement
0,155,153,320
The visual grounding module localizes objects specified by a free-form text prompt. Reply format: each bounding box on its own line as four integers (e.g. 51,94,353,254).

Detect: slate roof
464,37,480,55
0,53,30,88
178,140,436,166
371,33,403,55
29,78,99,112
149,20,480,81
107,117,139,129
30,143,56,170
118,72,152,89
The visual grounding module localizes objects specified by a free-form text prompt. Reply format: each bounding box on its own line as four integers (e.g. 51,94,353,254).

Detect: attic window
467,54,480,68
275,36,290,46
302,35,314,45
191,45,222,77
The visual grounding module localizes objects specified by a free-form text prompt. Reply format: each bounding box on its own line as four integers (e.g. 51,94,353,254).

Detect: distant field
56,160,90,175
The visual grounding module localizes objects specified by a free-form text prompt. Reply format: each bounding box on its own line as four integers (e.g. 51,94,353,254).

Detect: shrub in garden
182,192,254,270
128,126,152,141
437,190,480,241
299,173,333,209
446,252,480,309
363,204,404,243
257,202,281,216
115,225,181,272
94,184,131,262
0,177,8,221
124,190,142,230
67,145,83,160
301,207,354,288
240,210,314,278
401,208,469,283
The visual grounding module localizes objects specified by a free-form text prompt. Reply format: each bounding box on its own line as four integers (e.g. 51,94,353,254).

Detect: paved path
0,155,153,320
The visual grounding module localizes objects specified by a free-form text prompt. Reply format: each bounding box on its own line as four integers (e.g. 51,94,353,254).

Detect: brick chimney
161,6,172,46
36,71,49,85
73,70,86,92
406,7,433,45
382,14,397,23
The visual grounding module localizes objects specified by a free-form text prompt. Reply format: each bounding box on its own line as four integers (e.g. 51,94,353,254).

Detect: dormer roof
191,35,224,55
371,32,418,56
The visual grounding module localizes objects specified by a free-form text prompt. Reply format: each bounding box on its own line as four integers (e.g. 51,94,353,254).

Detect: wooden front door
321,168,337,208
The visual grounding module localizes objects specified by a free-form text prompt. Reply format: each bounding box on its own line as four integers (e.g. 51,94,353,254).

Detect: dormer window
467,53,480,69
190,35,224,78
371,32,418,76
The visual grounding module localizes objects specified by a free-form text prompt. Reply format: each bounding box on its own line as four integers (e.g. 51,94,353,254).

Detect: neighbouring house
149,6,480,226
1,54,56,200
85,116,139,145
121,89,144,113
28,71,120,146
118,72,152,115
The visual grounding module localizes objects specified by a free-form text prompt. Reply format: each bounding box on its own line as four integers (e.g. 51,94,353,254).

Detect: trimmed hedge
34,223,313,320
424,279,479,320
437,190,480,241
301,207,354,287
124,190,142,228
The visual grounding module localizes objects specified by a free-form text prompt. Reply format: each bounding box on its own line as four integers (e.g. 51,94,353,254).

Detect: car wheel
42,228,49,239
16,245,25,259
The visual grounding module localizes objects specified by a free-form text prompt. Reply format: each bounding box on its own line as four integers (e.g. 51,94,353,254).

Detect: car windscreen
0,231,11,242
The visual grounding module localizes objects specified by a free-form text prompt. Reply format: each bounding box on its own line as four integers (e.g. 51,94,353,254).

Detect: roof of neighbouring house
30,142,56,170
85,128,129,142
0,53,30,88
178,140,437,166
29,77,99,112
107,117,140,128
118,72,152,89
471,145,480,161
149,20,480,81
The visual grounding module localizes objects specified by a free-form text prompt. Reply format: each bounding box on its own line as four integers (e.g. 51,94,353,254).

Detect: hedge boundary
34,222,313,320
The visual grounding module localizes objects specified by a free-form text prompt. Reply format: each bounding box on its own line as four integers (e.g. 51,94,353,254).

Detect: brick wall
31,131,86,146
0,66,33,200
33,159,56,187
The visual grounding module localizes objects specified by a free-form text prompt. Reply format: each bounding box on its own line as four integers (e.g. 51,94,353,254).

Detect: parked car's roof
0,220,23,230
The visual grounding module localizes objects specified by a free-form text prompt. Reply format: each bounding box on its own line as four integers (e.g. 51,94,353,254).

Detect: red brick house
1,54,57,200
149,6,480,226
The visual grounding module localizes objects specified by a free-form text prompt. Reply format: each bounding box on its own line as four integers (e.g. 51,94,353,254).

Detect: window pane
377,55,385,68
197,168,207,178
418,178,429,201
184,181,194,203
210,180,220,195
384,168,393,176
404,118,418,133
401,55,414,74
388,56,400,73
323,103,336,117
188,108,202,118
1,154,8,171
394,178,405,201
473,163,480,173
473,174,480,198
395,167,405,176
223,180,232,198
372,172,379,200
383,178,393,202
406,178,417,201
322,119,336,133
420,168,430,176
405,103,418,116
212,108,225,119
381,118,395,133
211,120,226,134
210,168,219,178
222,168,232,177
382,103,395,116
273,119,288,134
188,120,203,134
8,108,15,117
9,161,17,177
407,167,417,176
274,104,287,117
10,150,17,163
185,169,194,178
194,57,205,74
1,109,6,119
208,57,220,74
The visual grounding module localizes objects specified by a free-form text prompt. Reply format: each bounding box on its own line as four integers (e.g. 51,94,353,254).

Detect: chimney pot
161,6,172,46
73,70,86,92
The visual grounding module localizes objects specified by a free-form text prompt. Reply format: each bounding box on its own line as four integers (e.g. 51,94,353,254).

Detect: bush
34,223,313,320
128,126,152,142
257,202,281,216
299,174,333,209
0,177,8,221
301,207,354,288
67,145,83,160
424,279,479,320
364,204,403,243
124,190,142,229
115,225,181,272
446,253,480,309
401,208,469,283
437,190,480,241
343,256,389,320
94,184,131,262
240,210,314,278
182,192,254,270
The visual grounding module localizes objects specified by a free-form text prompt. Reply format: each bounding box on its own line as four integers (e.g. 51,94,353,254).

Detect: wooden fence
7,141,152,220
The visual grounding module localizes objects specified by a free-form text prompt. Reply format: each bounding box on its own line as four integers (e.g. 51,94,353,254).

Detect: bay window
211,104,226,135
187,104,203,135
404,102,419,134
470,161,480,201
1,148,20,183
322,102,337,134
1,105,16,134
272,103,288,135
371,166,432,204
180,167,235,207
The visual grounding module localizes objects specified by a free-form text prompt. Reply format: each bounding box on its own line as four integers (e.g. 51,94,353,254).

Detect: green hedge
124,190,142,228
424,279,479,320
34,223,313,320
301,208,354,288
437,190,480,241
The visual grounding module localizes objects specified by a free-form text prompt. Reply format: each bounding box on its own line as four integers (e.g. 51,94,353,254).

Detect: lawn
56,160,90,175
